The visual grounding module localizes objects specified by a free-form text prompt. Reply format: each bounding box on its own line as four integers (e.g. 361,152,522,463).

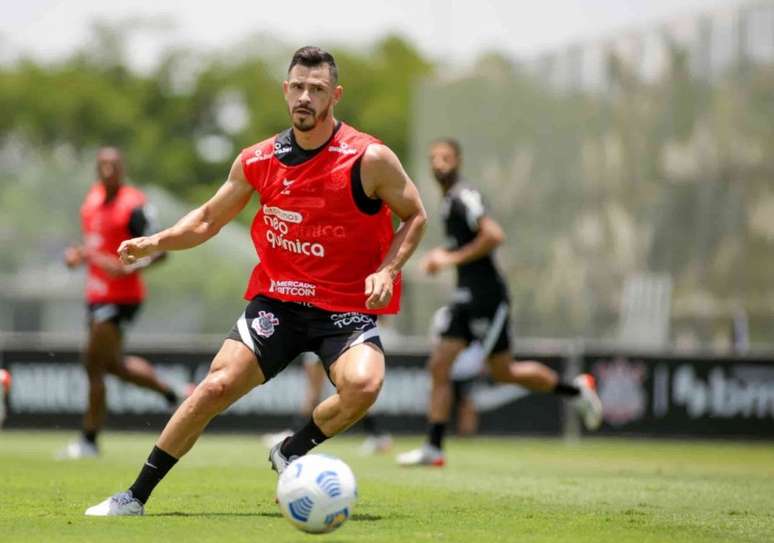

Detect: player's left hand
364,269,395,310
421,248,454,275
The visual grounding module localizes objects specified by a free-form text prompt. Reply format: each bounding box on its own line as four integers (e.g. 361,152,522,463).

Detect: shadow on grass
257,512,385,522
152,511,385,522
150,512,264,517
351,514,384,522
256,512,385,522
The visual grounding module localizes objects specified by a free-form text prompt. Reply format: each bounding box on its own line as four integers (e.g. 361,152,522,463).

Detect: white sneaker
268,439,298,475
261,429,293,449
56,439,99,460
359,434,394,455
85,491,144,516
396,444,445,467
574,373,603,431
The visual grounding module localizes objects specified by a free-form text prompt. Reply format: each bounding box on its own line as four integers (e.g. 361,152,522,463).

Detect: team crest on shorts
252,311,280,337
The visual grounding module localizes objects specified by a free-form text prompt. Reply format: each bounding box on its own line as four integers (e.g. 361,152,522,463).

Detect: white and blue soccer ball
276,454,357,534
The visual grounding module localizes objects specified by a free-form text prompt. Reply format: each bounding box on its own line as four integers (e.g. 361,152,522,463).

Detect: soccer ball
276,454,357,534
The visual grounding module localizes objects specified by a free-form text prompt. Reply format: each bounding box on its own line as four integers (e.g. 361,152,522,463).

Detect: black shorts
227,295,382,381
437,296,511,356
86,303,141,332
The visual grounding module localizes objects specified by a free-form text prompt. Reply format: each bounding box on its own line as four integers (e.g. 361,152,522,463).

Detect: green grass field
1,431,773,542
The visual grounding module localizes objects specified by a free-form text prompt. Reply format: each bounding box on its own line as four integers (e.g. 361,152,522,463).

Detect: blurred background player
397,138,602,466
60,147,182,459
261,352,393,454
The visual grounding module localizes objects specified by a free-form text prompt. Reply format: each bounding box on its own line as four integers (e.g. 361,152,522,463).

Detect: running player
397,138,601,467
60,147,182,459
85,46,427,515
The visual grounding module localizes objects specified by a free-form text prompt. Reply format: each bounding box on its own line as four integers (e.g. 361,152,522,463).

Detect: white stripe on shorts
349,326,380,348
93,304,119,323
480,302,509,357
236,312,256,353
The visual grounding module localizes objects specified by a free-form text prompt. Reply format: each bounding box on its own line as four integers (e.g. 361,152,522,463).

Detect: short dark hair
288,46,338,84
432,138,462,158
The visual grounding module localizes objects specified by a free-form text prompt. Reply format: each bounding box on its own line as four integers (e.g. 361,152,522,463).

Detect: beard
292,102,331,132
432,168,458,190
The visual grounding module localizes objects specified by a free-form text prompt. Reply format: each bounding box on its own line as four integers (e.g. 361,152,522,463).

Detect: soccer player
85,46,427,515
60,147,182,459
397,139,602,467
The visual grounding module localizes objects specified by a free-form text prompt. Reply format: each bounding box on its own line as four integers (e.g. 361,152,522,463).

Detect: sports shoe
261,429,293,449
85,491,144,516
359,434,394,455
56,439,99,460
574,373,603,431
396,444,445,467
268,438,298,476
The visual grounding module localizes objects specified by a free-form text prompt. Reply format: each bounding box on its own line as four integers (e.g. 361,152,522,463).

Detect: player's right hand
421,247,453,276
118,236,158,264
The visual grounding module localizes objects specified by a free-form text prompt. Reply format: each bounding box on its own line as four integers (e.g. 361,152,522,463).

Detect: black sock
553,382,580,397
128,446,178,504
83,430,97,447
281,418,328,457
83,430,98,445
163,390,178,407
291,414,308,429
428,422,446,449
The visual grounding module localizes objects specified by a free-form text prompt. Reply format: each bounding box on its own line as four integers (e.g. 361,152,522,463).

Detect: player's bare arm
422,216,504,275
361,143,428,310
65,243,133,276
118,157,252,264
69,242,165,276
88,251,136,277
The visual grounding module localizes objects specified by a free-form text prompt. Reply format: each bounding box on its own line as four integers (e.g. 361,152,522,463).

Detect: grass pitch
1,431,773,542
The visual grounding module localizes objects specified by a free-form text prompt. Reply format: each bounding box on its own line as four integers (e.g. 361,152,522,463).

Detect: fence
3,335,773,439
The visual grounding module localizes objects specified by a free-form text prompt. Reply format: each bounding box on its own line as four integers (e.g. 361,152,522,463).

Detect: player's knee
195,375,232,406
341,374,383,410
106,362,128,379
